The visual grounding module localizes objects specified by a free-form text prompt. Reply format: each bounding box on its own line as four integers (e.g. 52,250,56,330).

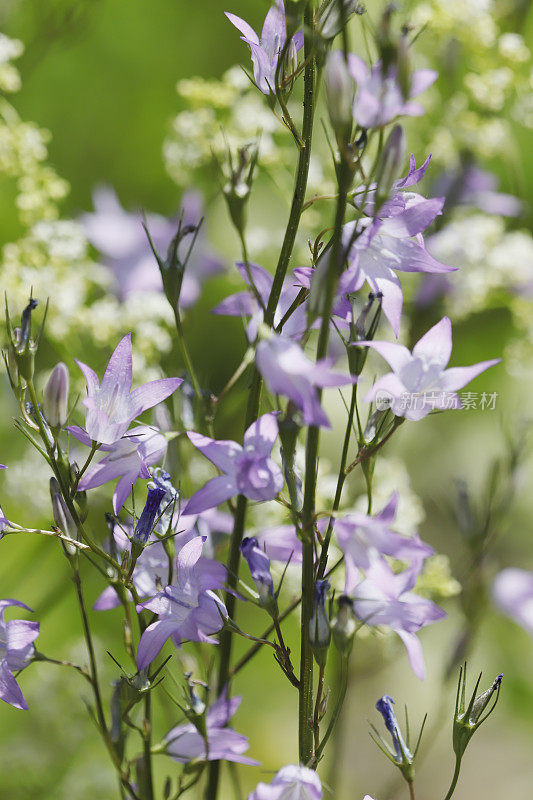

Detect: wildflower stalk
206,8,317,796
314,652,350,762
443,757,462,800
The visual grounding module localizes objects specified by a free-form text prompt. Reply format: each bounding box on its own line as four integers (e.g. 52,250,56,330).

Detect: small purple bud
376,695,411,762
241,537,276,612
133,487,166,546
43,362,69,427
325,51,354,131
309,579,331,666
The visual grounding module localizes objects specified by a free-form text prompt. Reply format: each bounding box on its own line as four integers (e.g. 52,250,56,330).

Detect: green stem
443,757,462,800
409,781,416,800
172,305,202,402
72,568,107,733
315,654,349,762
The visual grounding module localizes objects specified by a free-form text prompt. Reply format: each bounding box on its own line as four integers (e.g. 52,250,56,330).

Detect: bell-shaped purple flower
256,335,354,428
73,333,182,445
241,537,274,606
72,424,168,513
136,537,227,669
247,764,322,800
0,599,39,710
354,316,500,420
225,1,303,95
348,54,437,129
183,413,284,515
165,690,259,765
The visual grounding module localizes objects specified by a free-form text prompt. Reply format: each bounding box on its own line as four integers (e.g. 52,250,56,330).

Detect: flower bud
43,362,69,428
5,298,43,382
309,579,331,667
222,143,258,236
325,51,354,133
241,537,277,616
371,694,426,784
132,486,166,549
318,0,362,40
452,665,503,761
331,595,357,656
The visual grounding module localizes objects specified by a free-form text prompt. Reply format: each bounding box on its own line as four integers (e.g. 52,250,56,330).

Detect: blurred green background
0,1,532,799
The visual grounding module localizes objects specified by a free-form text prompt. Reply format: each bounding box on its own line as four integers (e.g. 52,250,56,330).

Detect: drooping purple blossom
71,333,182,445
241,537,274,605
165,690,259,765
331,494,434,573
256,335,354,428
183,413,284,515
492,568,533,636
0,599,39,710
255,524,302,564
225,1,303,95
82,188,224,306
340,203,454,336
212,261,308,340
348,55,437,129
354,316,500,420
136,537,227,669
247,764,322,800
72,425,168,513
346,558,445,680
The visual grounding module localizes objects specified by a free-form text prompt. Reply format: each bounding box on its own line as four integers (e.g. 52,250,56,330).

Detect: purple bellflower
165,690,259,765
346,558,445,679
247,764,322,800
255,524,302,564
256,334,354,428
340,202,454,337
492,568,533,637
241,537,274,605
432,162,522,217
0,599,39,710
183,413,284,515
82,188,224,306
71,425,168,513
213,262,308,340
348,55,437,129
72,333,182,445
136,537,227,669
354,316,500,420
225,1,303,95
332,493,434,572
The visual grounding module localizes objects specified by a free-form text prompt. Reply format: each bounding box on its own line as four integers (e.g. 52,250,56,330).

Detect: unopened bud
318,0,361,40
43,362,69,428
331,595,357,656
325,51,354,132
374,125,406,213
453,665,503,760
309,579,331,667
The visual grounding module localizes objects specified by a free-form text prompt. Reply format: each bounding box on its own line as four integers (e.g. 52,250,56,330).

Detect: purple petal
0,659,28,710
100,333,133,396
243,412,279,457
212,291,257,317
493,568,533,635
354,340,411,373
412,316,453,369
225,12,259,44
409,69,438,97
261,0,286,53
75,360,100,397
129,377,183,416
183,476,238,515
137,619,179,669
187,431,241,473
380,197,444,237
396,154,432,188
440,359,501,392
206,689,241,727
93,586,121,611
395,629,426,680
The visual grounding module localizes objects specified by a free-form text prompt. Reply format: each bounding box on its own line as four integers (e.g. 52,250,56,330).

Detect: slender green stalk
172,305,202,402
315,655,349,762
72,568,107,733
443,757,462,800
408,781,416,800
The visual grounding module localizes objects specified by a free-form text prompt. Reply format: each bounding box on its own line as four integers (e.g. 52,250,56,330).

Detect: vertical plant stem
72,567,107,733
443,757,462,800
205,8,317,797
408,781,416,800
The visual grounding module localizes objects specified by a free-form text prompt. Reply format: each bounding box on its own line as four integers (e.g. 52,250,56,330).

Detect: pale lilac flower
72,333,182,445
331,493,433,572
340,204,454,336
256,335,354,428
354,316,500,420
225,1,303,95
212,262,308,339
82,188,224,305
348,55,437,129
0,599,39,710
165,690,259,765
492,568,533,636
241,537,274,604
255,524,302,564
247,765,322,800
432,163,522,217
71,425,168,513
184,413,284,515
136,537,227,669
346,559,445,679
